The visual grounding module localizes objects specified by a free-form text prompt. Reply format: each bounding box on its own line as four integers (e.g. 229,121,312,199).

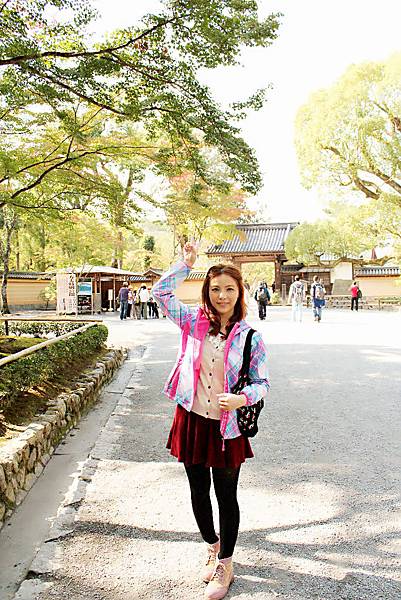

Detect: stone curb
0,347,127,529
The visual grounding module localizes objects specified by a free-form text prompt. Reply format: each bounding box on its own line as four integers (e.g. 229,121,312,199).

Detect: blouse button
208,385,211,389
209,373,212,376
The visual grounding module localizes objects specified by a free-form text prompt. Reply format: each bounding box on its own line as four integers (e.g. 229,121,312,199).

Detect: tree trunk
1,268,10,314
1,226,15,314
0,208,18,314
15,229,20,271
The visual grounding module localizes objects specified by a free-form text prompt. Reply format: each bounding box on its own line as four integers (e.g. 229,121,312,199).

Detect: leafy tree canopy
1,0,282,195
285,200,401,265
295,52,401,207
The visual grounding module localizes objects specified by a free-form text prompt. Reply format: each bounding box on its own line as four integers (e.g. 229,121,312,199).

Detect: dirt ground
6,306,401,599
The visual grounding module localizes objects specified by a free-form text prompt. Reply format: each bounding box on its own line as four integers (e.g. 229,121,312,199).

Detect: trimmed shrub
270,292,281,305
0,324,108,410
0,321,83,338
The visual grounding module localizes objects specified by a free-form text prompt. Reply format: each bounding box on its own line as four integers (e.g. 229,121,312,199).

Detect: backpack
315,283,325,300
357,288,362,299
292,283,304,303
258,288,268,302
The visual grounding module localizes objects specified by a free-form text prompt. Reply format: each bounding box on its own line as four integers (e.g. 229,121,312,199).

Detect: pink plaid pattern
152,261,269,440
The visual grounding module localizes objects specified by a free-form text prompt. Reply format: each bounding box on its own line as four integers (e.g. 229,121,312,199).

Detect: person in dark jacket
118,282,129,320
254,283,270,320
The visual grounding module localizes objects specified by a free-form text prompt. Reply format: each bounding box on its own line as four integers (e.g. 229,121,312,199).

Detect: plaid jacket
152,261,269,441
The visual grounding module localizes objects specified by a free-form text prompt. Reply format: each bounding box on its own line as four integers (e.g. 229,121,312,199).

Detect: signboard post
78,280,93,314
56,273,78,315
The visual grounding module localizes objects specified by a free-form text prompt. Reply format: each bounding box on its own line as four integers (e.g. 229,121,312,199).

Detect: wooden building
2,272,54,312
206,222,299,293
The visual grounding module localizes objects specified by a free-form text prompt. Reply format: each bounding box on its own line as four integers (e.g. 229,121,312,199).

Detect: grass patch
0,335,46,358
0,348,107,442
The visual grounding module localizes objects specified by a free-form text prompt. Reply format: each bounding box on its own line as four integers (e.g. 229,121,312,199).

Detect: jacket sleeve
151,261,197,330
240,331,270,406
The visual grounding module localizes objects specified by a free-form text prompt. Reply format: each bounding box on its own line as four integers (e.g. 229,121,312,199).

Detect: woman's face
209,274,239,319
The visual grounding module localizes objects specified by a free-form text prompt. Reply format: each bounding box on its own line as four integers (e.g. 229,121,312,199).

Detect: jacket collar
196,308,250,336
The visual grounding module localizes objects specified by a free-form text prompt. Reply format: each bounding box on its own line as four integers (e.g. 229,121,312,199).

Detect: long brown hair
201,264,246,336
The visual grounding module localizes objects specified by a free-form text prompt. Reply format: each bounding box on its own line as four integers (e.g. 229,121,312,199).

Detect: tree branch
24,65,127,116
0,17,177,66
352,175,380,200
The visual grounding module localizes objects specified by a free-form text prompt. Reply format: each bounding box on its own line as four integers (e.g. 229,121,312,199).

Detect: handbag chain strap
236,328,255,387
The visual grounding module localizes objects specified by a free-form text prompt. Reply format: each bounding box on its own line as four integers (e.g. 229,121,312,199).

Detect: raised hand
183,240,198,268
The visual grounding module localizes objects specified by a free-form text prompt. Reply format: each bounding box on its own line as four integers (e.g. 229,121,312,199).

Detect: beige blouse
192,333,226,420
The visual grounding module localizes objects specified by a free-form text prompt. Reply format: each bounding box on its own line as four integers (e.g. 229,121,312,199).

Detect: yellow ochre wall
358,277,401,297
175,280,204,304
5,279,53,310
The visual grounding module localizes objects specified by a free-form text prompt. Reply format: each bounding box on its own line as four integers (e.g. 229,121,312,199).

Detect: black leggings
184,464,241,559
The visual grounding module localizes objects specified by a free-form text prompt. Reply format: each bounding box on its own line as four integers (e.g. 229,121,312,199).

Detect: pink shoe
202,541,220,583
204,557,234,599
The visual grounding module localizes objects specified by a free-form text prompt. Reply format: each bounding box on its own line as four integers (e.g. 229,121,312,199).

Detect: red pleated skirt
167,404,254,468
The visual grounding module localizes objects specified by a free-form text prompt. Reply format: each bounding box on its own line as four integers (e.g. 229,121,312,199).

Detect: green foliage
285,199,401,265
143,235,156,270
295,52,401,207
1,0,282,199
0,324,108,410
269,292,281,305
241,263,274,290
0,321,83,338
0,335,46,357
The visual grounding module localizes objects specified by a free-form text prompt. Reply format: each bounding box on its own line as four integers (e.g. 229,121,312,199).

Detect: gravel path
13,308,401,599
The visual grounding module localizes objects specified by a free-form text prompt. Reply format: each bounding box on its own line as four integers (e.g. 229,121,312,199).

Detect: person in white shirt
288,276,305,322
139,285,150,319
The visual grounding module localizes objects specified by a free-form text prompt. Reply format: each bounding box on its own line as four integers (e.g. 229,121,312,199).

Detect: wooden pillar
112,275,116,311
231,257,242,272
274,257,282,294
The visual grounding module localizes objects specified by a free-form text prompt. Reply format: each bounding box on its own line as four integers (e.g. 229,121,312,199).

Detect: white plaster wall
330,262,353,283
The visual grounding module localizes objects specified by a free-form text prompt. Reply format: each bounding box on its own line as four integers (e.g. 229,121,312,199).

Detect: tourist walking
350,281,361,311
310,276,326,322
127,286,133,318
288,275,305,322
149,295,160,318
118,282,129,320
152,242,269,600
139,285,150,319
132,289,141,319
254,282,270,320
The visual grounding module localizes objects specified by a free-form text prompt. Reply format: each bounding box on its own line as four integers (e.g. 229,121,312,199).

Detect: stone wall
324,295,399,311
0,348,126,528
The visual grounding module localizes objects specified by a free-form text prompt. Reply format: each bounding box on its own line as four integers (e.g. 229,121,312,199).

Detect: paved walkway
4,307,401,599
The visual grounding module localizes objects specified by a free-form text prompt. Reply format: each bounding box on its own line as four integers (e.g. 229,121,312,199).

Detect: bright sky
91,0,401,224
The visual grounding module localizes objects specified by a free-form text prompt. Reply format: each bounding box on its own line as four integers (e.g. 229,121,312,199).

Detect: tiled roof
143,268,164,276
63,265,146,277
186,271,207,281
206,223,299,255
320,253,360,262
299,266,332,273
5,271,54,280
127,275,149,282
355,266,400,276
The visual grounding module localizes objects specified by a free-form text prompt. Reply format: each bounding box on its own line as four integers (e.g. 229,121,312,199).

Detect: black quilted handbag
231,328,264,438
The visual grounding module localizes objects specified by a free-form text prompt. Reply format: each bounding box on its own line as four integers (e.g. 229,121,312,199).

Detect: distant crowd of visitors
117,276,363,323
249,276,362,324
117,282,160,320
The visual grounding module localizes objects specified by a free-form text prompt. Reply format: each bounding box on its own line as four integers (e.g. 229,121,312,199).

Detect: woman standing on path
152,242,269,600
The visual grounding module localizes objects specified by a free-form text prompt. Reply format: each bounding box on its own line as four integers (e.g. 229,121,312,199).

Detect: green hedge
379,296,401,305
0,321,84,338
0,324,108,410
